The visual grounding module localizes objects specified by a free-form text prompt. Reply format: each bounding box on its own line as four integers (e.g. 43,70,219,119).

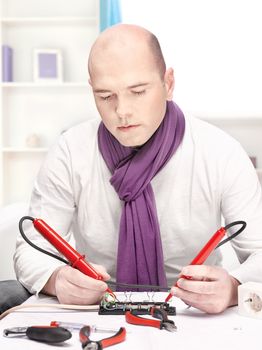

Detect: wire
0,303,99,321
19,217,246,292
19,216,68,264
107,281,170,291
216,221,246,248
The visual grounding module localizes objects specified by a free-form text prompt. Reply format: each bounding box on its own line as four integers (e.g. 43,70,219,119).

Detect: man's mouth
117,125,140,132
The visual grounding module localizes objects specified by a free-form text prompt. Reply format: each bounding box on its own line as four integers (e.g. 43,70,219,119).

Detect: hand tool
165,220,247,302
125,306,177,332
19,216,115,298
79,325,126,349
50,320,118,333
3,326,72,343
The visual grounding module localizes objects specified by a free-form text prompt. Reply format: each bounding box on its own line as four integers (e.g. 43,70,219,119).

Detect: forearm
14,239,64,295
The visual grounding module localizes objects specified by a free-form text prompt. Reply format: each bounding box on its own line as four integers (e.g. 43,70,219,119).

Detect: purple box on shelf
38,53,57,78
2,45,13,82
33,49,62,82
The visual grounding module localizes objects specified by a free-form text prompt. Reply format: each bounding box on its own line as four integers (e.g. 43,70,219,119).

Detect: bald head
88,24,166,80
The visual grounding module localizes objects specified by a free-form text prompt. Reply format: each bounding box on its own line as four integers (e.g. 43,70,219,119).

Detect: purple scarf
98,101,185,288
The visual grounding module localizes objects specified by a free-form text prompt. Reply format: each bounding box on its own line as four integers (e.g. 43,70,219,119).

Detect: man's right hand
42,264,110,305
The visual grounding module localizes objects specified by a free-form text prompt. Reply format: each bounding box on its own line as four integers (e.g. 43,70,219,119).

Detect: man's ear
88,78,92,86
164,68,175,101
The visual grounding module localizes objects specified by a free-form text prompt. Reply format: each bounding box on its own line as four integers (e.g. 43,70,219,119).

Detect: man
14,24,262,314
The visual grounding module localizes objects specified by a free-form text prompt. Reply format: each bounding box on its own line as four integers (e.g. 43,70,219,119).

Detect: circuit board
99,301,176,315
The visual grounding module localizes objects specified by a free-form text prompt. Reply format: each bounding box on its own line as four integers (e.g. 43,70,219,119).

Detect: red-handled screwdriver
50,320,118,333
3,326,72,343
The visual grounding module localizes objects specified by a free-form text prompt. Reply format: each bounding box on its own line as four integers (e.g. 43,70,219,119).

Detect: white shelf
2,147,48,153
200,115,262,122
0,0,99,206
0,16,98,25
1,82,89,88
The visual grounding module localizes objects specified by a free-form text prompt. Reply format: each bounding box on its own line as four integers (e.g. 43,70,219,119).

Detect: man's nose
115,96,131,119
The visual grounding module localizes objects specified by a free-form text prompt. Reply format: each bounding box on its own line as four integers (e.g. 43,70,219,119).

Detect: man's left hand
171,265,240,314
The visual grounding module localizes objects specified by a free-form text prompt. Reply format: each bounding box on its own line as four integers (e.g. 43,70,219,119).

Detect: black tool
3,326,72,343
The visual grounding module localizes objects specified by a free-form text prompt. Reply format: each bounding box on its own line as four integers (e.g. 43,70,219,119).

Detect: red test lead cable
19,216,115,297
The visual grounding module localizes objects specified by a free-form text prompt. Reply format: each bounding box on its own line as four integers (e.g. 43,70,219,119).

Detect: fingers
62,266,108,291
180,265,225,281
90,263,111,281
59,282,105,305
171,286,213,310
171,265,237,314
176,277,218,295
55,265,109,305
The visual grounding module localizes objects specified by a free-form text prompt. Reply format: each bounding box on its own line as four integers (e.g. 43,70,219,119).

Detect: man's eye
133,90,145,96
99,95,112,101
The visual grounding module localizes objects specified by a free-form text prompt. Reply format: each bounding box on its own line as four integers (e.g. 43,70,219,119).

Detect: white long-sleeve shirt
14,114,262,294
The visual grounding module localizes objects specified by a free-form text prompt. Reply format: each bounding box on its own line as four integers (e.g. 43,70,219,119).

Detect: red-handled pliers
79,325,126,350
125,307,177,332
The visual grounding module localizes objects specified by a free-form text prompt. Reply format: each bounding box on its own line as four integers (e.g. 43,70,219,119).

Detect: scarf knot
119,191,132,202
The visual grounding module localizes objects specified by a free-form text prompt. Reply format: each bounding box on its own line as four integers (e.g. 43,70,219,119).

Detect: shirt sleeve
220,141,262,283
14,134,76,294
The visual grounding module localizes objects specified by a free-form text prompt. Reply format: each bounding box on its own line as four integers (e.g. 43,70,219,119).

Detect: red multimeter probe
165,221,246,302
20,217,115,297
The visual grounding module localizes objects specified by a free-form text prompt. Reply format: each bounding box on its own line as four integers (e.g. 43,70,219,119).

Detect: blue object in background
2,45,13,82
100,0,122,32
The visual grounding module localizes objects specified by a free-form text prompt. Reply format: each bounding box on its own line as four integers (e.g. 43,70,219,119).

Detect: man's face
89,44,173,147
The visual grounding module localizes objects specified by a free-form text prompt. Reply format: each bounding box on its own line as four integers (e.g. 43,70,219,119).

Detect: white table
0,293,259,349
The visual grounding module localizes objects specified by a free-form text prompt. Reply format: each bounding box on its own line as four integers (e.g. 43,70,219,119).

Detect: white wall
121,0,262,118
121,0,262,168
121,1,262,267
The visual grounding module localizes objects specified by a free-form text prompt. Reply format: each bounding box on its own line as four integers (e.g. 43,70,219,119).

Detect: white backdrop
121,0,262,118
